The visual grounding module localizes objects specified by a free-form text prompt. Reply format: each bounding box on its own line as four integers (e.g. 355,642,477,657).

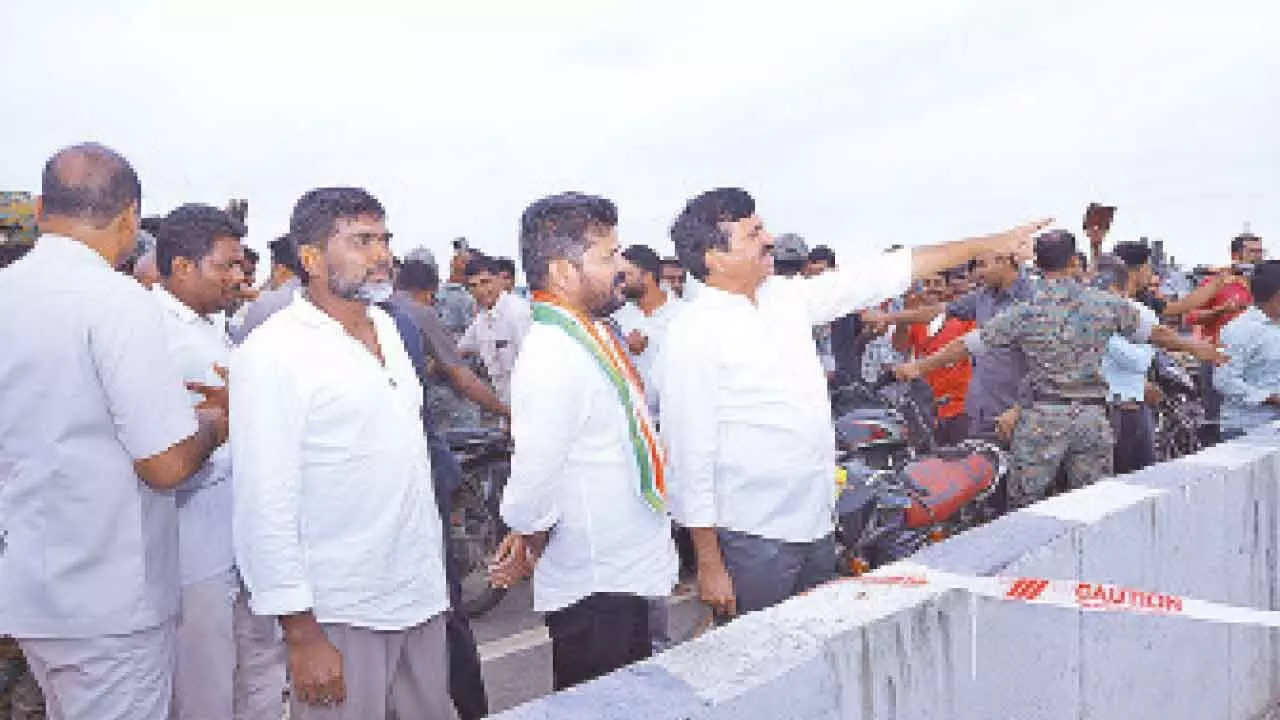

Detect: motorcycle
445,427,513,618
1151,350,1204,461
831,375,1009,573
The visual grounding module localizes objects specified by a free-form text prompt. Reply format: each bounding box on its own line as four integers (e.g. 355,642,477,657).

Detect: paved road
473,581,711,715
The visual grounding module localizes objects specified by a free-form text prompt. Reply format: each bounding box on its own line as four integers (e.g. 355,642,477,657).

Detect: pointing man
658,187,1046,619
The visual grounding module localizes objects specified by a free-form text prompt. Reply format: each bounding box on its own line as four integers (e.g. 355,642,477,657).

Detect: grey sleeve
946,291,979,322
94,289,199,460
416,307,464,369
233,291,284,345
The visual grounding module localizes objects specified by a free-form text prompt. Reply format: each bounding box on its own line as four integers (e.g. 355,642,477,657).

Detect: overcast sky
2,0,1275,274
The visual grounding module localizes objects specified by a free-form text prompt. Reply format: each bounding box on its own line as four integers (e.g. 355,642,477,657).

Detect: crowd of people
0,141,1275,720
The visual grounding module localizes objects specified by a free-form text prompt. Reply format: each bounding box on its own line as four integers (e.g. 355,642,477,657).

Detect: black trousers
443,544,488,720
545,593,651,691
1198,363,1223,447
935,414,970,446
1111,404,1156,475
428,431,489,720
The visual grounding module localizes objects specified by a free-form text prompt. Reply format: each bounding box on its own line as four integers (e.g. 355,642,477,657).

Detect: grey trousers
291,614,450,720
21,619,176,720
174,570,286,720
716,529,837,618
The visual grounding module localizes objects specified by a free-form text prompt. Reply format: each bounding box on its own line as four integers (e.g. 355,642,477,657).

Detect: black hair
39,143,142,228
1112,241,1152,269
156,204,246,276
519,192,618,292
289,187,385,248
464,253,499,278
1035,230,1078,272
494,256,517,280
622,244,662,284
670,188,754,281
808,245,837,268
243,246,260,265
0,243,33,269
1251,260,1280,305
139,216,164,236
1232,233,1261,258
396,259,440,293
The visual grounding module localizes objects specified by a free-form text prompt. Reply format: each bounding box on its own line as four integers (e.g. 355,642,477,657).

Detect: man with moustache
151,204,286,719
614,244,682,418
658,187,1047,619
491,193,677,690
231,188,450,719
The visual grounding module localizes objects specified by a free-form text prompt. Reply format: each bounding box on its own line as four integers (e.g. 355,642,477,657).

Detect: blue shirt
1215,307,1280,434
946,275,1035,429
1101,299,1158,402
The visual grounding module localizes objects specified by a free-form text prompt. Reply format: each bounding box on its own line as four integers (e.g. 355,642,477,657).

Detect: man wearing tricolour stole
492,192,678,691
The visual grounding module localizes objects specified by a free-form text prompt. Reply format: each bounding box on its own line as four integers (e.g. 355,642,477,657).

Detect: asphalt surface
472,580,710,715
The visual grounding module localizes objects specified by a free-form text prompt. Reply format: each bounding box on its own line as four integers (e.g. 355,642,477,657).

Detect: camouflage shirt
434,283,476,337
965,278,1153,399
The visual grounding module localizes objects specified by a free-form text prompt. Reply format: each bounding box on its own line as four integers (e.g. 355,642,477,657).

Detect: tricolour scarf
531,292,665,513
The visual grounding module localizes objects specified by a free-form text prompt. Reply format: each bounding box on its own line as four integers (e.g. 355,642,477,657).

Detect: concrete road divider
495,424,1280,719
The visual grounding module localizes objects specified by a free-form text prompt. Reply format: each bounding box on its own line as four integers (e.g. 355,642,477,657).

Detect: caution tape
831,563,1280,630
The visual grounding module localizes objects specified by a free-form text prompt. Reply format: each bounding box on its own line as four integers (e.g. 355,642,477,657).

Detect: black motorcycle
445,427,513,618
831,376,1008,572
1151,350,1204,461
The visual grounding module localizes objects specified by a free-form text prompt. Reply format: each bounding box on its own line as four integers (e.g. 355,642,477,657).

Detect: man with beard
231,188,450,719
151,204,286,719
658,187,1047,620
614,244,682,417
660,256,687,299
491,193,677,690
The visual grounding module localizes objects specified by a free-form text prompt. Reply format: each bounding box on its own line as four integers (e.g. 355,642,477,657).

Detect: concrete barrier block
912,511,1078,577
1224,455,1278,716
492,662,706,720
499,436,1280,720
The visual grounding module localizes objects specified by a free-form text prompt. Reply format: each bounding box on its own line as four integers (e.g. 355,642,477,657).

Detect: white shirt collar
36,233,114,270
151,284,209,326
288,288,374,331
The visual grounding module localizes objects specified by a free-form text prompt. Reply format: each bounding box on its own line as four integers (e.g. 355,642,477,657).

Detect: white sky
2,0,1276,273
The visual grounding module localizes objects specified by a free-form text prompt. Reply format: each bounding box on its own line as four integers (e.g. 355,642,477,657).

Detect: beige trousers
290,614,450,720
21,620,175,720
173,570,286,720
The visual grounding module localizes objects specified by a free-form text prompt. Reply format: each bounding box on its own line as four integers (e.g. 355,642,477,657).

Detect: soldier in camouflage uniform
899,231,1224,508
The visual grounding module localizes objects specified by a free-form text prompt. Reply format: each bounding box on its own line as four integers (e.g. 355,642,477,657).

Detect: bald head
40,142,141,228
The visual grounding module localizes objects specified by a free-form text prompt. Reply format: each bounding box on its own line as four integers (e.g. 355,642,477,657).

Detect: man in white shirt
151,203,286,720
658,187,1045,619
231,188,451,719
0,143,228,720
615,244,682,416
492,193,677,690
458,254,532,403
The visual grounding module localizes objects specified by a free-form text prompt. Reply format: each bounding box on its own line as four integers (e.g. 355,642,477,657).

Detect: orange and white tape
835,563,1280,630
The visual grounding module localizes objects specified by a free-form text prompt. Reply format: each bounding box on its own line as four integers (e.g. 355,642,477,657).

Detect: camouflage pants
1009,403,1114,510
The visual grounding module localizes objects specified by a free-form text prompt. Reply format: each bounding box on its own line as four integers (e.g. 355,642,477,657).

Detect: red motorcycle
832,377,1008,572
